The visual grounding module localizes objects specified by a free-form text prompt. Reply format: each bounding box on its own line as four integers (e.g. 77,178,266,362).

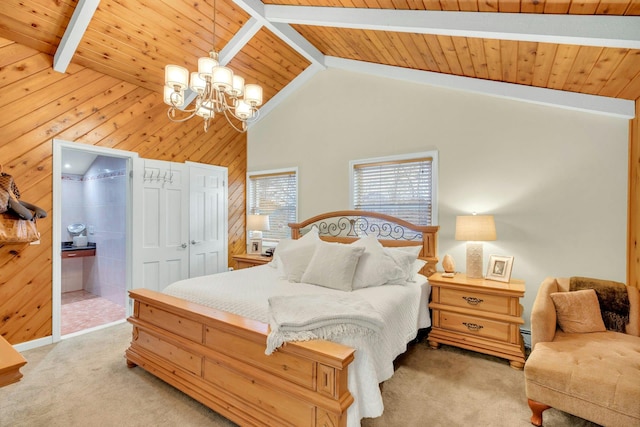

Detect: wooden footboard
125,289,355,427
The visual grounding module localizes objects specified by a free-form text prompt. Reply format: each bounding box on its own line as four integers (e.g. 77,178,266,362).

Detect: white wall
248,68,629,329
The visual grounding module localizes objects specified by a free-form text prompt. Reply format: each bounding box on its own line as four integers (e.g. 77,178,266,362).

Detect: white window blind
352,156,433,225
248,170,297,240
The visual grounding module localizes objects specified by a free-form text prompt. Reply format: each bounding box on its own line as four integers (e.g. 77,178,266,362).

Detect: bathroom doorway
52,140,137,341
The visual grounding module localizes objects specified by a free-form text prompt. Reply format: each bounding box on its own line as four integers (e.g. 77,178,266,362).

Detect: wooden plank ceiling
0,0,639,115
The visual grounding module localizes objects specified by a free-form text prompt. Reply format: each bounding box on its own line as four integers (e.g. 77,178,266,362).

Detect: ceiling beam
325,56,635,119
53,0,101,73
265,6,640,50
232,0,326,66
220,17,263,66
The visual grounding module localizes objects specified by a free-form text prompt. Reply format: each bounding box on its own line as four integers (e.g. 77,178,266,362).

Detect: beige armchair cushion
550,289,606,334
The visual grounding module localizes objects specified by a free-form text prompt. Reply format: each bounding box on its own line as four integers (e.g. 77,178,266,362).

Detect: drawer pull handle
463,322,484,332
462,296,483,305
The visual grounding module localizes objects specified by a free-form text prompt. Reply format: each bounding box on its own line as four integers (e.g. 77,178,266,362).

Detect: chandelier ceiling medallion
163,0,263,133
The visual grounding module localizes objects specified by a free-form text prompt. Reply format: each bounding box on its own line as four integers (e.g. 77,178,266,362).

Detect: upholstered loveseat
524,277,640,426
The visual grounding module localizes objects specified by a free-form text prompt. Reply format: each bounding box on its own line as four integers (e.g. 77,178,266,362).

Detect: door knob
191,240,200,245
181,243,187,248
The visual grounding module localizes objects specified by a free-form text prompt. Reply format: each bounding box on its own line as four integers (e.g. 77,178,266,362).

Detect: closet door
187,162,228,277
132,159,189,292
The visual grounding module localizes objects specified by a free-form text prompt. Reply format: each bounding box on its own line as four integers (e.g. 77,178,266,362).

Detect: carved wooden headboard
289,210,439,277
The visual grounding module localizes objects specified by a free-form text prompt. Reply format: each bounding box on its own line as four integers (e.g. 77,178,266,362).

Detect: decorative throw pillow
301,241,365,291
569,276,630,333
350,235,403,289
550,289,606,334
384,246,422,284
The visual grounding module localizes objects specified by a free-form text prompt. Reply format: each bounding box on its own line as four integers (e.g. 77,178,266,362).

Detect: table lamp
455,214,496,279
247,214,270,240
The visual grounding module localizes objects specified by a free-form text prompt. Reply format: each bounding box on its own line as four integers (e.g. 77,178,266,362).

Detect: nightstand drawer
438,311,510,342
233,254,272,270
440,288,512,315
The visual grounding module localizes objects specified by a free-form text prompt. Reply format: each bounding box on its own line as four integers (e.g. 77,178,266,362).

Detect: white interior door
132,159,189,292
187,161,228,277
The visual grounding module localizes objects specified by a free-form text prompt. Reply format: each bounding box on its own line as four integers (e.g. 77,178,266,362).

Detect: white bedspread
163,265,431,426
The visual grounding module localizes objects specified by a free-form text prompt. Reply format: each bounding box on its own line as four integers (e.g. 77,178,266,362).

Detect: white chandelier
163,0,263,133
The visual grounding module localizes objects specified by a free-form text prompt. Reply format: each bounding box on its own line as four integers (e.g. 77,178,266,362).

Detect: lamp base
466,242,484,279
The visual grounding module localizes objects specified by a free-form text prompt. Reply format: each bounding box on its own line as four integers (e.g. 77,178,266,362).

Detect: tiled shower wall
61,155,127,306
61,174,85,293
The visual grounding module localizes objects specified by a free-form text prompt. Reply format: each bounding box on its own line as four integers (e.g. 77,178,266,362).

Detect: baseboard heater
520,328,531,349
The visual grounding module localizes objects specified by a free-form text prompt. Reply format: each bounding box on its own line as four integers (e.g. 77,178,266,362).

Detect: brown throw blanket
570,276,630,333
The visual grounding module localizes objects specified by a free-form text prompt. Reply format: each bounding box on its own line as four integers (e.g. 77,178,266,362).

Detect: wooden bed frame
126,211,438,427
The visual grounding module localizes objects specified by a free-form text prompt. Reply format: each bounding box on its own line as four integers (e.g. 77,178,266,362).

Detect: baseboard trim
13,336,53,352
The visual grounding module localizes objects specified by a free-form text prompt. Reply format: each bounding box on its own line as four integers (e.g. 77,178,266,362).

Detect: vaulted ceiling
1,0,639,121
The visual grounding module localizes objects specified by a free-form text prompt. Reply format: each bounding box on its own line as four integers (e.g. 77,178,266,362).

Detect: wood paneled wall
0,39,248,345
629,97,640,288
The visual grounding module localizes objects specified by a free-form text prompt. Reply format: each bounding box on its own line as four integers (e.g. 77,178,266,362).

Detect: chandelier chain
212,0,217,52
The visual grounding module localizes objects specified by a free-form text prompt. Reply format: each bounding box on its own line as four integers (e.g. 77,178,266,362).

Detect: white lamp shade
455,215,496,241
163,86,184,106
198,56,218,78
165,65,189,89
195,100,215,118
244,84,263,106
228,75,244,97
189,72,206,93
235,100,252,120
212,66,233,90
247,214,270,232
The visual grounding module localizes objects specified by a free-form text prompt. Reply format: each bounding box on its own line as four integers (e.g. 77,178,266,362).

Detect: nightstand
232,253,272,270
427,272,526,370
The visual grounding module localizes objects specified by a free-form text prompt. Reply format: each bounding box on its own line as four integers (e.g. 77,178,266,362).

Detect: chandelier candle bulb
165,65,189,89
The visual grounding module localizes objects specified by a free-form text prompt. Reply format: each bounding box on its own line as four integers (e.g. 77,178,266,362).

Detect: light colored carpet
0,323,600,427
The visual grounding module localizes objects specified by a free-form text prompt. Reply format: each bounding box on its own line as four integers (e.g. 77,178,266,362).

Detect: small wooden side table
232,253,272,270
427,272,526,370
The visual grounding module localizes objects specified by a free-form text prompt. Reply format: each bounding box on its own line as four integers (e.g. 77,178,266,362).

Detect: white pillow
301,241,365,291
350,235,404,289
278,242,318,282
269,227,320,271
384,246,422,284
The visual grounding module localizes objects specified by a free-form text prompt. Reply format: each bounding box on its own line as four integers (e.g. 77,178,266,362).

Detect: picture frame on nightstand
249,238,262,254
486,255,514,282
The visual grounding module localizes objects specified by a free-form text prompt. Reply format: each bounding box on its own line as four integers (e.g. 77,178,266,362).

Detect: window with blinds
351,154,436,226
247,169,298,240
